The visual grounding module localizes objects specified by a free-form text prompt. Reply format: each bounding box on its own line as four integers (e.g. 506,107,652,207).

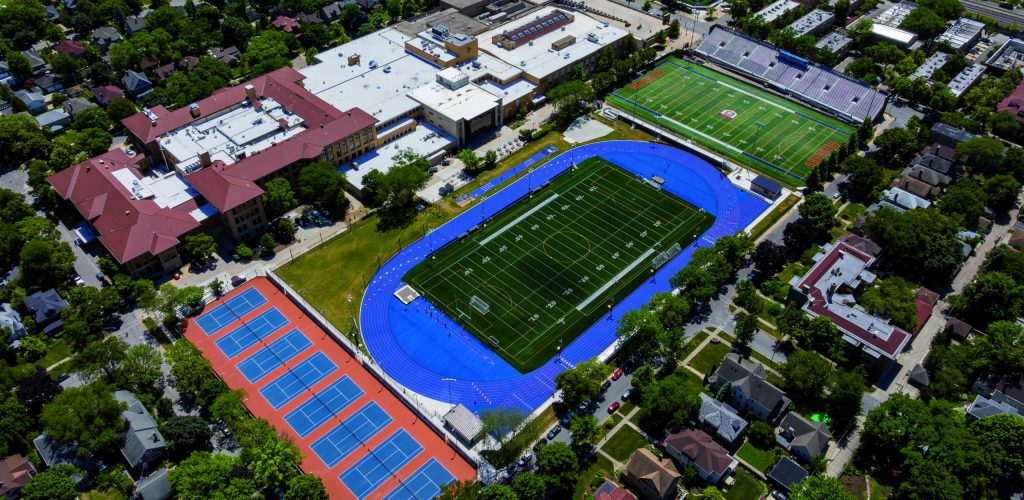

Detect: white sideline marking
479,194,560,245
576,248,656,311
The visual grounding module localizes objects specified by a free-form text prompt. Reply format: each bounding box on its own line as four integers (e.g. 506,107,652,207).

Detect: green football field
606,57,854,186
404,158,714,373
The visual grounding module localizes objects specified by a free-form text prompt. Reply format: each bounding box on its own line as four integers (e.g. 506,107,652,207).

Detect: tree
956,137,1005,176
648,292,691,329
361,150,432,229
0,397,32,456
548,79,595,127
260,232,277,255
789,474,855,500
637,373,701,433
827,367,866,429
182,233,217,267
116,344,164,392
71,336,128,382
479,406,526,444
734,312,758,349
873,127,921,165
568,414,599,456
734,280,764,315
512,472,546,499
437,480,484,499
952,272,1024,329
163,416,213,460
261,177,298,218
170,452,255,500
653,29,667,46
900,7,947,38
0,112,49,168
209,278,225,297
21,465,80,500
842,156,885,202
752,240,787,277
937,176,986,227
243,30,296,73
919,0,965,18
554,360,607,409
285,474,329,500
799,193,837,237
272,218,297,244
166,339,215,400
616,308,665,360
535,441,577,493
457,149,480,173
235,243,254,261
40,382,125,456
20,238,75,292
17,335,46,361
667,18,681,38
971,321,1024,375
985,174,1021,213
297,160,350,214
106,97,138,121
780,351,832,408
478,484,517,499
247,434,302,490
747,420,776,448
866,208,962,282
72,107,111,131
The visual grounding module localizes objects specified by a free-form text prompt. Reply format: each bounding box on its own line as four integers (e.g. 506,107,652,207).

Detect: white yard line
479,194,560,245
576,248,657,311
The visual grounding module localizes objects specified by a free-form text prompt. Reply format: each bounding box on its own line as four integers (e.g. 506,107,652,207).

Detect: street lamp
441,377,456,408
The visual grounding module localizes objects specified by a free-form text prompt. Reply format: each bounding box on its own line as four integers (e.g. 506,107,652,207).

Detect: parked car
601,380,612,391
73,275,84,286
608,402,621,413
517,452,532,468
546,426,561,440
611,368,624,380
533,438,547,452
55,373,70,383
622,388,634,401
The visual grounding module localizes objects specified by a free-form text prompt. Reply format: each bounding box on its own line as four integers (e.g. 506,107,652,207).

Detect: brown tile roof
47,150,202,264
92,85,125,104
0,454,35,496
625,448,680,498
54,40,86,57
664,429,733,477
890,176,941,200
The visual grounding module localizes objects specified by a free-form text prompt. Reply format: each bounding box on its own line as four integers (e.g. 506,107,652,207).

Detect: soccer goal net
651,243,683,269
470,295,490,315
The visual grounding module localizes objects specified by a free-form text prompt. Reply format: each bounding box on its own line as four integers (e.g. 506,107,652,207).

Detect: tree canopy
554,360,607,409
866,208,962,283
40,382,125,457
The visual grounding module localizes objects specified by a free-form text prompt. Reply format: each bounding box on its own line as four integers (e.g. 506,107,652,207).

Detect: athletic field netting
403,158,714,372
607,57,854,185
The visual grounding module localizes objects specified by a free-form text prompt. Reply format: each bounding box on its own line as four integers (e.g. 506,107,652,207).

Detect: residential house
32,433,97,480
912,152,958,177
92,84,125,105
776,412,832,462
663,428,737,484
91,26,124,52
908,364,930,388
136,468,172,500
22,51,48,75
46,5,60,20
113,390,167,472
0,303,27,345
24,288,68,334
966,394,1021,421
62,0,78,12
890,176,941,200
319,0,358,22
122,70,153,98
64,96,97,117
272,15,301,33
766,457,808,493
709,353,791,422
973,374,1024,412
623,448,682,500
901,164,953,187
178,56,199,72
14,89,45,114
210,46,241,66
0,61,17,87
0,100,10,117
33,74,65,94
931,122,977,148
0,454,35,499
126,11,150,36
594,479,636,500
997,77,1024,124
878,187,931,211
153,63,177,81
944,316,974,343
298,12,324,24
54,40,87,57
697,393,748,447
35,108,72,131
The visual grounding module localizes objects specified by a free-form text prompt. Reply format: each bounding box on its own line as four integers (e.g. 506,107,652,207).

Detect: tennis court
259,351,337,409
607,57,853,185
311,402,394,467
215,308,289,358
340,430,424,499
285,376,365,438
404,157,713,373
183,278,476,499
237,329,312,382
195,288,267,335
383,459,456,500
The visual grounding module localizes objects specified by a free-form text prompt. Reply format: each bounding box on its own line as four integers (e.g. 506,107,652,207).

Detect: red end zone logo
719,109,738,120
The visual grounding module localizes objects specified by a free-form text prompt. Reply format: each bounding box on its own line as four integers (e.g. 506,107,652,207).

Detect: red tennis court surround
184,277,475,499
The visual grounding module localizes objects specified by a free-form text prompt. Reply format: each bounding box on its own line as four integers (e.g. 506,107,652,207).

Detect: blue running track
360,141,770,414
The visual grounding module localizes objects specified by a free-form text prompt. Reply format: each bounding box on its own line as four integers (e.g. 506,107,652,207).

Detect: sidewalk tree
667,18,681,38
780,351,831,408
170,452,255,500
568,414,599,456
261,177,298,219
936,175,986,228
512,473,545,499
235,243,254,261
826,367,866,429
637,373,701,433
260,233,277,255
478,484,516,499
798,193,837,237
40,382,125,457
272,218,297,244
247,434,302,490
951,272,1024,329
734,312,758,349
535,441,577,493
71,336,128,382
162,416,213,460
842,156,885,202
209,277,225,297
16,367,62,415
479,406,526,444
985,174,1021,213
554,360,607,409
648,292,691,329
616,308,664,360
116,344,164,392
182,233,217,266
285,475,329,500
0,397,31,455
752,240,787,278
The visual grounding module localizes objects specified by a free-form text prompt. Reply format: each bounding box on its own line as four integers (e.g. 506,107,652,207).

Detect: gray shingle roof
136,468,172,500
767,457,809,492
698,393,748,444
777,413,831,458
113,391,166,468
712,353,790,415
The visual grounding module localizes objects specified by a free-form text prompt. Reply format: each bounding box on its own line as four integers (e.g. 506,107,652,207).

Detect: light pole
441,377,456,408
753,121,766,151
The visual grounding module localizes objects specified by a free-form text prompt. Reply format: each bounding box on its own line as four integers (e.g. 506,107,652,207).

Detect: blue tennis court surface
383,459,455,500
310,402,392,467
195,288,267,335
236,329,312,383
340,429,423,499
259,351,337,409
285,376,365,437
215,308,289,358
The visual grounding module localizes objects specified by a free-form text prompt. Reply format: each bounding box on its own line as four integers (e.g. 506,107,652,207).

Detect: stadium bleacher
697,26,886,123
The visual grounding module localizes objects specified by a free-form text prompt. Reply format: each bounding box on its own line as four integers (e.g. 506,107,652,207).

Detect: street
962,0,1024,26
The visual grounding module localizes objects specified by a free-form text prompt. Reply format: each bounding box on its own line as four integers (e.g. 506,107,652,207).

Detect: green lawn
602,425,650,462
607,57,854,186
748,194,800,240
726,468,765,500
688,340,733,375
39,338,72,369
404,158,714,372
573,454,615,499
736,441,779,472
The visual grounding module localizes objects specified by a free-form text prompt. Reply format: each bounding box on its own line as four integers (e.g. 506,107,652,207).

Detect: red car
608,402,621,413
611,368,624,380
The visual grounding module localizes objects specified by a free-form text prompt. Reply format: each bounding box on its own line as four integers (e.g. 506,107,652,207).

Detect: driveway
0,168,30,197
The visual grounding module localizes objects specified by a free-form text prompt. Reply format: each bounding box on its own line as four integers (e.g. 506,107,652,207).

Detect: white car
73,275,85,286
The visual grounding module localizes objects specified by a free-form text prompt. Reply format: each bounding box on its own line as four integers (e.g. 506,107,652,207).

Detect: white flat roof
936,18,984,50
110,168,215,221
344,122,453,190
875,1,917,27
755,0,801,23
458,53,523,83
910,51,950,80
477,7,627,81
478,77,537,103
158,97,306,172
408,81,499,121
300,28,441,124
871,23,918,45
948,64,985,96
